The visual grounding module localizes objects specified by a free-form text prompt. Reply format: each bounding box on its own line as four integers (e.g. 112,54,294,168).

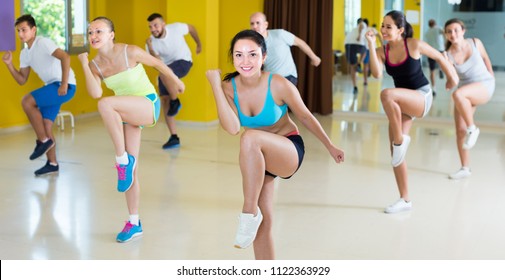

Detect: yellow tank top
92,45,156,96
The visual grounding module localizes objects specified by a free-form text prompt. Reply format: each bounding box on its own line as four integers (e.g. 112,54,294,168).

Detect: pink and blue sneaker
116,221,143,243
116,154,136,192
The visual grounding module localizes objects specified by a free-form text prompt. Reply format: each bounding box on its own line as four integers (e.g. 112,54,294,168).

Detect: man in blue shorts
146,13,202,149
2,14,76,175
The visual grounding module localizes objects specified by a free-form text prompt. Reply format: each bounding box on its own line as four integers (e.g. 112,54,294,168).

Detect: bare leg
452,83,490,128
390,116,413,201
380,88,424,145
43,119,57,164
453,107,475,168
124,124,142,215
253,176,276,260
98,96,154,156
161,95,178,135
239,130,299,215
22,94,48,141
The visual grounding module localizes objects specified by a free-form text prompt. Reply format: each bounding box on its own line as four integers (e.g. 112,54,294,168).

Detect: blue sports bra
232,74,288,128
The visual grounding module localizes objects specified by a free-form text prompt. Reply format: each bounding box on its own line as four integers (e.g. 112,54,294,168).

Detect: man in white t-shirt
146,13,201,149
2,14,76,176
344,18,367,94
249,12,321,86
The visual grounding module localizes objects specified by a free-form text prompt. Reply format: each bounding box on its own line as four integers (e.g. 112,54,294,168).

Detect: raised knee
97,97,112,113
240,130,261,149
380,89,394,103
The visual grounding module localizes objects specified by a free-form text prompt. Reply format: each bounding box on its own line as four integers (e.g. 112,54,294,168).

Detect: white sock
49,162,58,166
116,152,128,165
461,166,470,171
41,138,50,143
129,214,139,226
468,125,476,131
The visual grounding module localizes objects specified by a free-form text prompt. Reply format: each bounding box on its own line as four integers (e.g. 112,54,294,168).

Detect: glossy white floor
1,71,504,261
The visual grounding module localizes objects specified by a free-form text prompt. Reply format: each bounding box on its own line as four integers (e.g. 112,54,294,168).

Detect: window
22,0,88,54
344,0,361,34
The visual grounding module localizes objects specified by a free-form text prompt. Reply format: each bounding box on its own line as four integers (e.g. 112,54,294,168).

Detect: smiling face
445,22,465,44
148,17,166,38
381,15,404,42
87,19,114,49
233,38,266,77
15,21,36,45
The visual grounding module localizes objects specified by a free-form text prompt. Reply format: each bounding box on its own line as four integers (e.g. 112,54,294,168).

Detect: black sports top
384,39,429,89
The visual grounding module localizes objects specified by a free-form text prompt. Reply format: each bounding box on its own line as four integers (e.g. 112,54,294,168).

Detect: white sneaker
234,207,263,249
391,135,411,167
449,167,471,180
463,127,480,150
384,198,412,214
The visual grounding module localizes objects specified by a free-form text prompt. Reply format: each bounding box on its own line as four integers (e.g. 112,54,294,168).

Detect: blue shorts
31,82,76,122
158,60,192,96
363,49,370,64
144,93,161,128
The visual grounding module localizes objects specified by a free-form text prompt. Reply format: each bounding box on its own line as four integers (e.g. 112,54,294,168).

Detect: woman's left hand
329,145,345,163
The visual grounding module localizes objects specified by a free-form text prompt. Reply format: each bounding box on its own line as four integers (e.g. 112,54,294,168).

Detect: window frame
21,0,89,54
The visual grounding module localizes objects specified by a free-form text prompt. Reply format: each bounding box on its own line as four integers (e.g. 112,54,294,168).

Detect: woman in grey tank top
444,18,495,180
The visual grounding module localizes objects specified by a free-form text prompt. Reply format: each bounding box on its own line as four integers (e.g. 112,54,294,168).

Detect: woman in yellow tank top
78,16,184,243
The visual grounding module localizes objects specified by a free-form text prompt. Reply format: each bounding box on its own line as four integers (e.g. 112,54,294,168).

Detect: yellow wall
332,0,345,51
404,0,421,39
1,0,265,129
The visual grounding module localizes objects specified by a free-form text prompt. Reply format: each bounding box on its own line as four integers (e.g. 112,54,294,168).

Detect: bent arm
206,70,241,135
293,36,321,66
188,24,202,54
476,38,494,77
2,51,30,85
52,48,71,86
365,30,384,78
77,52,103,99
133,45,185,94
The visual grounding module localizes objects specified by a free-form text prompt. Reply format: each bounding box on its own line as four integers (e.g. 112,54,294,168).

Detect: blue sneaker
116,154,136,192
116,221,143,243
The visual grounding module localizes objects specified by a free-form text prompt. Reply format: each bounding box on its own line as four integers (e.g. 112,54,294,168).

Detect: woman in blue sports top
206,30,344,260
366,11,459,214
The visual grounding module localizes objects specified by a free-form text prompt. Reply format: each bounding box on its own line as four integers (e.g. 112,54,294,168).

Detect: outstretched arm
188,24,202,54
206,70,241,135
293,36,321,66
419,40,459,90
2,51,30,85
273,75,344,163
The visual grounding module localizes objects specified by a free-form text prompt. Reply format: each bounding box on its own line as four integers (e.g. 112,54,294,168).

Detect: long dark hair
444,18,465,51
385,10,413,39
223,29,267,81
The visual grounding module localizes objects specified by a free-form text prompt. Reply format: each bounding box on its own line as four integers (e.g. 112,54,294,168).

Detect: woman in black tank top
365,10,459,214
